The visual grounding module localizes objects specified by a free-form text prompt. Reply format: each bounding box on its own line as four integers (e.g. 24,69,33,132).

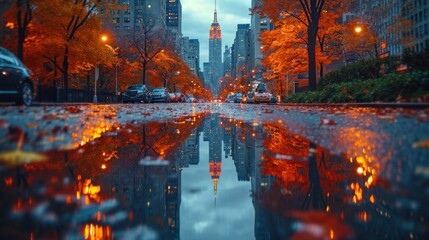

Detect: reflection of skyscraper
206,115,222,203
209,0,222,98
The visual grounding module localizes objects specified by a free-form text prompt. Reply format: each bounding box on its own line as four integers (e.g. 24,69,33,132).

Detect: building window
124,26,131,32
112,17,120,23
115,26,120,31
124,17,131,23
124,8,131,14
135,26,140,32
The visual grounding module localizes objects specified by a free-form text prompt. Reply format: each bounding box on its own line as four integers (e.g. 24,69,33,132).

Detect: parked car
175,92,185,102
270,93,277,104
151,88,170,103
243,92,254,104
185,94,196,103
234,93,243,103
122,84,151,103
225,94,235,103
0,47,34,106
253,83,271,103
169,92,178,102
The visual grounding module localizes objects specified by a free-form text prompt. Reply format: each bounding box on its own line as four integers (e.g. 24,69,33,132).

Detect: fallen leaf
320,117,336,125
413,139,429,148
0,150,48,165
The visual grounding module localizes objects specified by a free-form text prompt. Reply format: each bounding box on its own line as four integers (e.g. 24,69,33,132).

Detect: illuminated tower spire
214,0,217,23
209,0,222,98
209,161,222,206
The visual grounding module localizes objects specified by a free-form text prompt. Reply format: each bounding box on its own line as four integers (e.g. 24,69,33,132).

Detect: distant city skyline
181,0,250,66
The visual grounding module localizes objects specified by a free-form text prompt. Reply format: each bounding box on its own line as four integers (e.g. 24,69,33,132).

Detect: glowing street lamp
354,26,362,33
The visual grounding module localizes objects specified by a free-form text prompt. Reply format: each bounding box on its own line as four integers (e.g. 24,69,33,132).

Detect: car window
128,85,144,90
0,48,19,66
256,84,267,92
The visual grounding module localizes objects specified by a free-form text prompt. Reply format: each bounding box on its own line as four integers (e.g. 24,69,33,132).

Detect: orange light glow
83,224,111,240
355,26,362,33
6,22,14,29
370,194,375,203
357,167,364,174
101,164,107,170
101,35,108,42
4,177,13,186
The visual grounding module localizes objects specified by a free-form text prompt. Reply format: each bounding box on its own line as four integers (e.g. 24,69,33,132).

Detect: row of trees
254,0,414,99
1,0,207,99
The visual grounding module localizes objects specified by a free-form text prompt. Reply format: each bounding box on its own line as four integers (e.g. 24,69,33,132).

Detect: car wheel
16,82,33,106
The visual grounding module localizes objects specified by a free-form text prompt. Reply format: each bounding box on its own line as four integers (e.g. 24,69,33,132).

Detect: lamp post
103,41,119,95
93,65,99,103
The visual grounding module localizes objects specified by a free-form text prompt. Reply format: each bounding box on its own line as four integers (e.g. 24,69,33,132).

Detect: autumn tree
2,0,34,61
152,49,188,90
259,0,330,91
260,15,308,98
344,0,414,60
40,0,110,90
129,13,166,86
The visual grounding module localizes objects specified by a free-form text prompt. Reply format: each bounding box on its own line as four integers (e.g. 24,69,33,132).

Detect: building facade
250,0,273,80
166,0,182,53
231,24,251,79
108,0,167,43
223,45,232,78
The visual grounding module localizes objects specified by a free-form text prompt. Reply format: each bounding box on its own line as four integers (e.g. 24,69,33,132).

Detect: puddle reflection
0,113,428,239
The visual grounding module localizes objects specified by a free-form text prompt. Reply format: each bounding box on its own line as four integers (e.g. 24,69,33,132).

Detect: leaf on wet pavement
0,119,8,128
0,150,48,165
377,114,396,122
320,117,336,125
412,139,429,148
415,166,429,177
64,106,82,113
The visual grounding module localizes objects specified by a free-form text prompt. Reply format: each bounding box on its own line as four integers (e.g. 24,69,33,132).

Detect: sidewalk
278,102,429,109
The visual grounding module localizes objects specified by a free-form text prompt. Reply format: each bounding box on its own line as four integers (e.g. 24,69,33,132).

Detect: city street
0,103,428,239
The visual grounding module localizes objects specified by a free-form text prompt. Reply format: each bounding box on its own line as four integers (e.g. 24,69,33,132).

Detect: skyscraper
166,0,182,53
108,0,167,43
209,0,222,98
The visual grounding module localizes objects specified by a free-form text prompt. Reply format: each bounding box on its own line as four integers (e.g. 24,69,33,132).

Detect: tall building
402,0,429,53
203,62,210,88
166,0,182,53
345,0,429,57
209,0,223,98
231,24,251,79
250,0,273,79
108,0,167,43
188,39,200,75
223,45,232,78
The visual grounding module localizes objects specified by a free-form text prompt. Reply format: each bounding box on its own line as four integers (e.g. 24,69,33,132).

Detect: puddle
0,112,428,239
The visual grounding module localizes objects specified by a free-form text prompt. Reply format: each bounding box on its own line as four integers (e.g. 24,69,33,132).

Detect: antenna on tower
213,0,218,23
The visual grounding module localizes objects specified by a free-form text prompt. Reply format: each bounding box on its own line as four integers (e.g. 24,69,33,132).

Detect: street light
101,35,120,95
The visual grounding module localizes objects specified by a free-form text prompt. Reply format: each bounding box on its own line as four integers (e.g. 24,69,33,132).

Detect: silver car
151,88,170,103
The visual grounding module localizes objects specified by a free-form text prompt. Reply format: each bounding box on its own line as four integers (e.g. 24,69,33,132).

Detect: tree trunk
63,45,69,90
308,25,318,91
142,60,147,85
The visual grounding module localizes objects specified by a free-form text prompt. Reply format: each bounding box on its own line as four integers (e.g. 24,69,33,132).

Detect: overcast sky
181,0,251,66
